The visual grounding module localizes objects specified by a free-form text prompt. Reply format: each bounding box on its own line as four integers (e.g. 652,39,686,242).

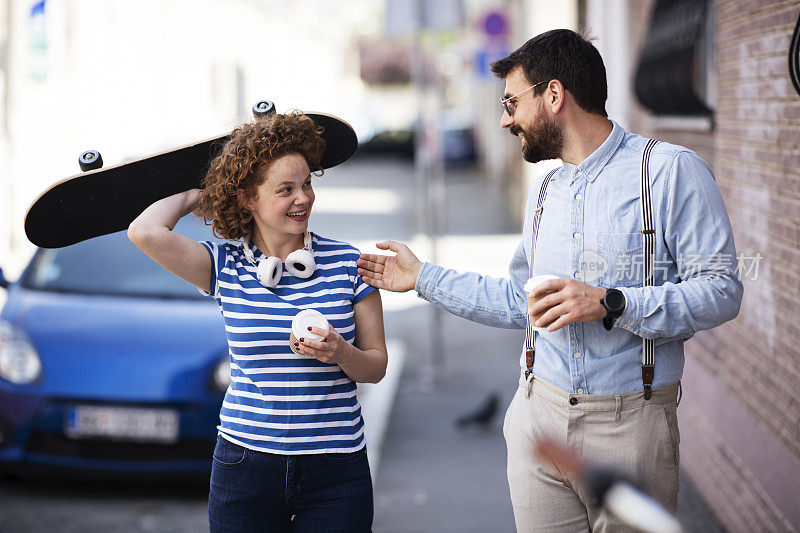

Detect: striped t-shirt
199,233,375,454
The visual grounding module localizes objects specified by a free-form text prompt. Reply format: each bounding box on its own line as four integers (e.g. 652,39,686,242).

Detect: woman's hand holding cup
297,324,353,366
290,309,353,365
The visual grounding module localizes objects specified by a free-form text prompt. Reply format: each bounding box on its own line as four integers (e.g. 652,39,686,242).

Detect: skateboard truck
252,100,276,118
79,150,103,172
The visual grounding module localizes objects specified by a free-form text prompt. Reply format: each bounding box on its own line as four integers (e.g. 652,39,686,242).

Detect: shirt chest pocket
594,232,644,288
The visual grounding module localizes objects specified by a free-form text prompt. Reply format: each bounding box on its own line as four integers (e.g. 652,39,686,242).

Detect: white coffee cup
524,274,560,332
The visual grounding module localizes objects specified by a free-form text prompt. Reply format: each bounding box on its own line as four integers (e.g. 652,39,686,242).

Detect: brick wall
630,1,800,530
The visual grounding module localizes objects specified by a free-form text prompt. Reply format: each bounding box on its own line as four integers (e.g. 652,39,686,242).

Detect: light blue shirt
415,121,743,395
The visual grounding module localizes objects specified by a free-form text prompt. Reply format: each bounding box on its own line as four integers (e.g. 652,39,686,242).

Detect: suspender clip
642,365,655,400
525,348,535,370
524,368,534,398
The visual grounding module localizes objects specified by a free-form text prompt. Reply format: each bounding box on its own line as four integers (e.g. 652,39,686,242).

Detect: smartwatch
600,289,626,331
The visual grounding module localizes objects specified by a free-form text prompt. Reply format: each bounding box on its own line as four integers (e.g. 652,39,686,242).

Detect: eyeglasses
500,80,548,116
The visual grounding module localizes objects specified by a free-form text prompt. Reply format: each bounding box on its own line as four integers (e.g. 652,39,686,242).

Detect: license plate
65,405,179,443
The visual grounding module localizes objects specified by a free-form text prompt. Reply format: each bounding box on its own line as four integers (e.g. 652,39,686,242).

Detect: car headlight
0,320,42,385
212,356,231,392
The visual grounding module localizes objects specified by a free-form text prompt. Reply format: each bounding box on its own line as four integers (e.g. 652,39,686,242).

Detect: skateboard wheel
252,100,275,118
78,150,103,171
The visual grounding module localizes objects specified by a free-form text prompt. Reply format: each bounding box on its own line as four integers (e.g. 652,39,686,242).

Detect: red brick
628,0,800,528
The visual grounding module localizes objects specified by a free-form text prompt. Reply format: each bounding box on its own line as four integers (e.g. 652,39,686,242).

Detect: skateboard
24,101,358,248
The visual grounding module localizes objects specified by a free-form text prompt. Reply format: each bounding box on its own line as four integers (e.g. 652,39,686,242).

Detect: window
634,0,715,126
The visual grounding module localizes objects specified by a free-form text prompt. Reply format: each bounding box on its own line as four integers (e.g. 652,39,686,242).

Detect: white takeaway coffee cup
290,309,329,355
524,274,560,332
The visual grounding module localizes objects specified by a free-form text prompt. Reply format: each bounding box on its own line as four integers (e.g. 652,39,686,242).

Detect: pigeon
455,392,500,430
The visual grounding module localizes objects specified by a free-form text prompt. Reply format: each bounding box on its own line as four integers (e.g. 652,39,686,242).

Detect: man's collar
557,119,625,183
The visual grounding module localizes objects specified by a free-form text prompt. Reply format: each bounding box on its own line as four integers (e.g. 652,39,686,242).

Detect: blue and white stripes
200,233,375,454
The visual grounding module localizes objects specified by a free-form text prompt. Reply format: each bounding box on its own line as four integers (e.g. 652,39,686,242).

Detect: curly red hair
197,111,325,240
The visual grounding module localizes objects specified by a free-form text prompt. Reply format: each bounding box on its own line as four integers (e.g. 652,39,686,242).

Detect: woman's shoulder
311,233,361,256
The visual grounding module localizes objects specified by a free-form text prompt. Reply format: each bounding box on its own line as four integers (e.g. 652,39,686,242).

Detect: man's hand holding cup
526,276,608,332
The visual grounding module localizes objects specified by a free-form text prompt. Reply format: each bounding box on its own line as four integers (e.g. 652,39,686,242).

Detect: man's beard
511,114,564,163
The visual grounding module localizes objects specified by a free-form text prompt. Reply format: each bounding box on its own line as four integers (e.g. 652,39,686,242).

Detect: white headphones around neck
241,232,316,288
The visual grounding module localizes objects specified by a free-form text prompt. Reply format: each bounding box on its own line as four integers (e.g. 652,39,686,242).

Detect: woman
128,111,387,532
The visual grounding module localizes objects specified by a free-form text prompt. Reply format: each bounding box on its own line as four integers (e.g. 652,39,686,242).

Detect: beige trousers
503,372,680,532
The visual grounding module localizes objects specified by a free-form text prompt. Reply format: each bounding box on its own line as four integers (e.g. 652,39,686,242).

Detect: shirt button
575,272,582,279
575,193,582,200
569,397,578,406
573,232,581,239
574,352,581,358
577,388,584,394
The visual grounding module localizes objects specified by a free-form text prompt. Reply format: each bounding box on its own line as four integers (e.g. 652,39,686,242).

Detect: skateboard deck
25,111,357,248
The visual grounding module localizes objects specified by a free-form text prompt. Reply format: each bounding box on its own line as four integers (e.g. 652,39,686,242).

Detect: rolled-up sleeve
616,151,743,339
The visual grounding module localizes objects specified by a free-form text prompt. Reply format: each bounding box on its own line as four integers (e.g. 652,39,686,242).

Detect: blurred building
355,0,576,234
0,0,381,276
0,0,571,274
583,1,799,530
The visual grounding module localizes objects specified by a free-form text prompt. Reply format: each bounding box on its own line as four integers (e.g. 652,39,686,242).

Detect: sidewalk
318,157,725,533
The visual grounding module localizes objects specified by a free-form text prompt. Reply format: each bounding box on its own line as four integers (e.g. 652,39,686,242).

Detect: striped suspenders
524,169,558,381
524,139,660,399
640,139,659,399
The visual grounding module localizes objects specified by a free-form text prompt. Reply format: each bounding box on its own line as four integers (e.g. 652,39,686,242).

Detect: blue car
0,217,230,477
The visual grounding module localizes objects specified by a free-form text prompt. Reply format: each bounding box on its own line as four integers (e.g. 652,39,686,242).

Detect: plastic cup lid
524,274,560,293
291,309,329,341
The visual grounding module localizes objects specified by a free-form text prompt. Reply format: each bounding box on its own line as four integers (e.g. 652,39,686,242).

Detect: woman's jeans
208,435,373,532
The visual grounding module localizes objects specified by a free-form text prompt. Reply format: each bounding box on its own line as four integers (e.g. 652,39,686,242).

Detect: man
357,29,742,532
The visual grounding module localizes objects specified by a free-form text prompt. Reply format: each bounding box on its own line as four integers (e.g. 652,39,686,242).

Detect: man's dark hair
491,29,608,117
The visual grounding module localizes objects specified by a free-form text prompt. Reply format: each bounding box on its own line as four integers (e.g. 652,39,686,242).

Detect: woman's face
245,153,314,239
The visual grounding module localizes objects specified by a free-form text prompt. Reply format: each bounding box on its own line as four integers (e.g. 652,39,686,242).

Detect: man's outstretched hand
357,241,423,293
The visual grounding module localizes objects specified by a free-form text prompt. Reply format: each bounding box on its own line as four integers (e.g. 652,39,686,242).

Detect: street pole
389,0,463,389
410,1,445,390
427,66,446,388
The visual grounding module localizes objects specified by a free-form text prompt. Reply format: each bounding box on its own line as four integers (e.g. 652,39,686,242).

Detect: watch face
606,290,625,311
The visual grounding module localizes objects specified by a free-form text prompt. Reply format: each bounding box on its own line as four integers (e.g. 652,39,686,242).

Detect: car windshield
22,216,229,300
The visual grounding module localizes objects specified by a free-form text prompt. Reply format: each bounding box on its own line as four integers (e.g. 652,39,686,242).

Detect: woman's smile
287,209,309,222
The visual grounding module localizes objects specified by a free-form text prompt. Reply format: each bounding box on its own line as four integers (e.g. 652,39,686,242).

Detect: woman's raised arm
127,188,214,294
